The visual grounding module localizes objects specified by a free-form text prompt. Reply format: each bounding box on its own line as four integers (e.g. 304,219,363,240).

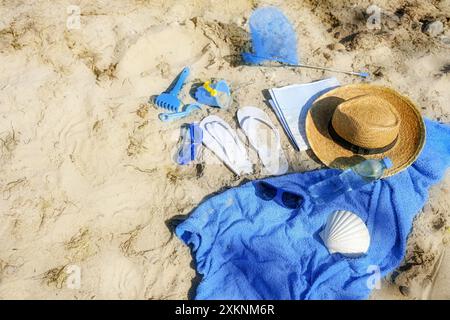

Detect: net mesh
242,7,299,65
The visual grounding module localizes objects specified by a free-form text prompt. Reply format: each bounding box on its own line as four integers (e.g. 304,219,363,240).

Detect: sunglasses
255,181,303,209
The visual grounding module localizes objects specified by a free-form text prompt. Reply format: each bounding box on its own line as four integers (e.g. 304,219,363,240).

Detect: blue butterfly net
242,7,299,65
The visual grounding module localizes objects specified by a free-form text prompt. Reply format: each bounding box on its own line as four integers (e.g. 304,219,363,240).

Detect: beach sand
0,0,449,299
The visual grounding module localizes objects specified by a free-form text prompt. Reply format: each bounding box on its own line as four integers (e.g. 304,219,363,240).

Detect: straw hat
305,84,425,177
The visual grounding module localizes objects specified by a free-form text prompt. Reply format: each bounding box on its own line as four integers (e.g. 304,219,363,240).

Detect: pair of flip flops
200,107,288,176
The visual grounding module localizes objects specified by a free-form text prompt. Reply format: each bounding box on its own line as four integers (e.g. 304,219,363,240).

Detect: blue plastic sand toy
242,7,299,65
242,7,369,78
195,80,231,109
159,104,201,122
176,123,203,165
153,67,190,112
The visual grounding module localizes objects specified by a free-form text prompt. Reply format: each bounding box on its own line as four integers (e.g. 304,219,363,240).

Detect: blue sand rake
153,67,190,112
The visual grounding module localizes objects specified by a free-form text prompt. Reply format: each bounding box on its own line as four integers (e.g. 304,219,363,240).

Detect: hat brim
305,84,425,177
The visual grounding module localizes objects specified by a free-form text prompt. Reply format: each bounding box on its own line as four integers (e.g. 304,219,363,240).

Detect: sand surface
0,0,449,299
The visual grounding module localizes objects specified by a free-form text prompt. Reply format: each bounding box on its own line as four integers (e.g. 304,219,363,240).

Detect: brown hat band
327,120,398,155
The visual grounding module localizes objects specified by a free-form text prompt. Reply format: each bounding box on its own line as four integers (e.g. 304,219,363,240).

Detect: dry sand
0,0,449,299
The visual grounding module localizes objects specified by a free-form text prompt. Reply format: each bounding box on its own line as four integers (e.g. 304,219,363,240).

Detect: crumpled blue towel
176,119,450,299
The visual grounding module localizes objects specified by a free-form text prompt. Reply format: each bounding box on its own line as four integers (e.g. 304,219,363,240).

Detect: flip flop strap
204,121,243,165
241,116,282,151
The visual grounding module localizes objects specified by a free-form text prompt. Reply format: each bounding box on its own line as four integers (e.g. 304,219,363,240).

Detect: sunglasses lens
281,192,303,209
257,182,277,200
256,182,303,209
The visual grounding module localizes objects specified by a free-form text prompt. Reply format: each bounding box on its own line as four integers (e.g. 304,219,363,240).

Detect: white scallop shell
320,210,370,257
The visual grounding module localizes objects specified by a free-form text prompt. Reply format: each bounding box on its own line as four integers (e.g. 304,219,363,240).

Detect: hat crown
331,94,401,149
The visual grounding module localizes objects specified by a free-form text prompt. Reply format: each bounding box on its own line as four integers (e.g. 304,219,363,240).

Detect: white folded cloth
268,78,340,151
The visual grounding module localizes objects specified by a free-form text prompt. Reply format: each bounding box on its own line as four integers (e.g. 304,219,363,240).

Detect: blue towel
176,119,450,299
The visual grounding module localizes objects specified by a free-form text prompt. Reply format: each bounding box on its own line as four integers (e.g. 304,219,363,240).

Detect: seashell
320,210,370,257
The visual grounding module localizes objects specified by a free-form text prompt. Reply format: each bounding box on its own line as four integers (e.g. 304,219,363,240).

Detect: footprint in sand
88,249,144,299
116,25,210,80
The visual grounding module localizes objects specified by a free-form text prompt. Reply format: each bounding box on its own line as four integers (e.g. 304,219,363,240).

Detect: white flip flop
199,115,253,176
237,106,288,175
